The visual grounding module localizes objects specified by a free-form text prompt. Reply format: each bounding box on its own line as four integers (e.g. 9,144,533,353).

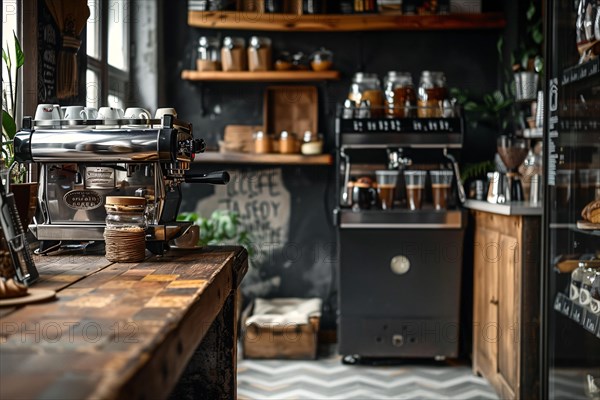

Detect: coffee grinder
495,135,529,203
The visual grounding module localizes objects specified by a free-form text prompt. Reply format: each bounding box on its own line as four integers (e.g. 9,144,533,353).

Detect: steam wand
443,148,467,204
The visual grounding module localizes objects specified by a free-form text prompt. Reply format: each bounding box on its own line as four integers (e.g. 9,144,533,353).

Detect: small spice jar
310,48,333,71
104,196,147,263
221,37,247,72
254,131,272,154
274,51,293,71
292,52,310,70
197,36,221,71
248,36,272,72
301,130,323,155
279,131,298,154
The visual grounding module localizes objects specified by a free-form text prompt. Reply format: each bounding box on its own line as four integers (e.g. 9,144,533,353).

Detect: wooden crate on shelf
241,299,320,360
221,124,261,153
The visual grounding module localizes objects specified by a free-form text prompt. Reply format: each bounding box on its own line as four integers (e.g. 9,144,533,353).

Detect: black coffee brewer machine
334,107,467,362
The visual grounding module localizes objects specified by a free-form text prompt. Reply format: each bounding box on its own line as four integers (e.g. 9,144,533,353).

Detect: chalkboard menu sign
36,0,88,105
37,0,59,103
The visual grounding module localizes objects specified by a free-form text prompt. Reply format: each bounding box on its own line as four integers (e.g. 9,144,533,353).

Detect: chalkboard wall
161,1,520,333
36,0,87,106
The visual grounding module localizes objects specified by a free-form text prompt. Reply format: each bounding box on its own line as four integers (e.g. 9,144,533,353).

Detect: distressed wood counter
0,246,248,400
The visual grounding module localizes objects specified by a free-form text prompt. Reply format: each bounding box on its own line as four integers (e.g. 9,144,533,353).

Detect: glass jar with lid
310,48,333,71
104,196,147,263
254,131,272,154
417,71,448,118
279,130,298,154
248,36,272,72
571,262,585,301
275,51,293,71
221,37,247,72
292,52,310,70
301,130,323,155
197,36,221,71
347,73,384,118
384,71,416,118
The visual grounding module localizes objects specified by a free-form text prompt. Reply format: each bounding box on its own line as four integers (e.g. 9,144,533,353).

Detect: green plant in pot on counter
177,210,253,251
2,31,26,183
1,33,37,228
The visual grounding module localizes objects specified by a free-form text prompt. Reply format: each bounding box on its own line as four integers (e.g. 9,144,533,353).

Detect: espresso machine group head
14,115,229,254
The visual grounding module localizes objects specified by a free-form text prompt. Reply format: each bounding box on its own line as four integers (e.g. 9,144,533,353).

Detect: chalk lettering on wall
196,168,291,255
37,0,59,103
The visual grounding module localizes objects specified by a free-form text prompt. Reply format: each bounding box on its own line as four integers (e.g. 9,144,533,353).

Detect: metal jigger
497,135,529,202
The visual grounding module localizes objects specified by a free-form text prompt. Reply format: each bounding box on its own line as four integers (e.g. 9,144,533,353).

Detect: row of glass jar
254,130,323,155
345,71,454,119
570,260,600,315
197,36,273,72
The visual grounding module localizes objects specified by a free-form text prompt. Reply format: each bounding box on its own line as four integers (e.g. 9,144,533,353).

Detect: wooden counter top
0,246,248,400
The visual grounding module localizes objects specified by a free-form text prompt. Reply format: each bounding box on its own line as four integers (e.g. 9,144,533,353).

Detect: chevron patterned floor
238,348,499,399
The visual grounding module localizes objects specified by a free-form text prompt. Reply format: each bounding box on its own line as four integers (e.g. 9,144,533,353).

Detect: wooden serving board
0,288,56,307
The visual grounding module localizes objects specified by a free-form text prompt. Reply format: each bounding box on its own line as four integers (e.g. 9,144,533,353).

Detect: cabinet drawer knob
490,298,499,305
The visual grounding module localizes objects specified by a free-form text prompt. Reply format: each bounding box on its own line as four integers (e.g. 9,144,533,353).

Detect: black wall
162,1,519,332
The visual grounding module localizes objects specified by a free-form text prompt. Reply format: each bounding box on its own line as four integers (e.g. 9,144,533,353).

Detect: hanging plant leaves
532,25,544,45
2,42,12,71
1,47,9,68
496,36,504,60
526,1,535,21
2,110,16,140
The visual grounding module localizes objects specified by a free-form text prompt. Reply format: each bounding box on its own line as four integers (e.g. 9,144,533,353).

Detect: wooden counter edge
98,246,249,400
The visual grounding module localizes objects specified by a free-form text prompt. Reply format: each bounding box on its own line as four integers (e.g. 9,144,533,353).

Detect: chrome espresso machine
14,115,229,254
334,102,467,362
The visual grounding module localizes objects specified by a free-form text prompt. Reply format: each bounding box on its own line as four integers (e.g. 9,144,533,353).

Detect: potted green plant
2,32,38,226
2,31,23,174
177,210,253,250
512,0,544,101
452,0,544,140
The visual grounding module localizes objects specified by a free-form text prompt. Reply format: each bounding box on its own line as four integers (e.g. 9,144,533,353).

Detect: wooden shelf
195,151,333,165
181,70,340,82
188,11,506,32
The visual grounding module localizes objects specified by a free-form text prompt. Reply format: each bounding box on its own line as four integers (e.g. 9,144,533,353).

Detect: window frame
86,0,131,110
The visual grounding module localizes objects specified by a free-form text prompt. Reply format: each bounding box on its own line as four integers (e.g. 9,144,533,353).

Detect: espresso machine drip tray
29,223,189,242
